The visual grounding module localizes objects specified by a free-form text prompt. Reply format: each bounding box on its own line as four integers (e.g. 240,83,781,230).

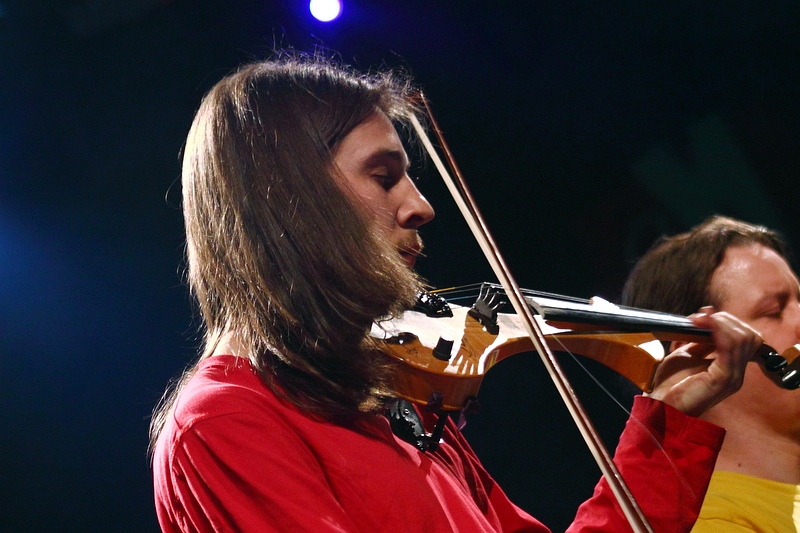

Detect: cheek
360,199,397,234
756,324,796,354
738,363,800,415
737,361,784,398
366,195,396,223
347,183,394,224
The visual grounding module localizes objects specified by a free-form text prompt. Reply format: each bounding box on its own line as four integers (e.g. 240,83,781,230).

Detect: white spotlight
309,0,342,22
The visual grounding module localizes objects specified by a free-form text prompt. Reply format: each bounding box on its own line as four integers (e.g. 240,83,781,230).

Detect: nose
396,177,435,229
781,298,800,348
792,302,800,341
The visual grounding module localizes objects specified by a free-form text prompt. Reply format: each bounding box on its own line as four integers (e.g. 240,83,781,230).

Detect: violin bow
408,92,654,533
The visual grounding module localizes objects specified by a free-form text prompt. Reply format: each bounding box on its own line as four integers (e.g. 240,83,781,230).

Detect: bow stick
408,93,654,533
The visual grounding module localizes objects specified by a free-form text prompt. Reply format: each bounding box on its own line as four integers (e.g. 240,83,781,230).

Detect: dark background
2,1,799,531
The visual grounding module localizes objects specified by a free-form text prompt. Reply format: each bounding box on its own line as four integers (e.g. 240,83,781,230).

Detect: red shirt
153,356,724,532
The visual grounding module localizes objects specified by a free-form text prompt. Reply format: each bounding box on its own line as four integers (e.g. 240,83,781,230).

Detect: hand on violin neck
648,307,762,418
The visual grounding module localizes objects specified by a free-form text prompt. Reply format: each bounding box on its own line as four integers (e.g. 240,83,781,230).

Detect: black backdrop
2,1,800,531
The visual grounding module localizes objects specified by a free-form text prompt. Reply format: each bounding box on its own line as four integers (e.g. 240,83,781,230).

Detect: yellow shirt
692,470,800,532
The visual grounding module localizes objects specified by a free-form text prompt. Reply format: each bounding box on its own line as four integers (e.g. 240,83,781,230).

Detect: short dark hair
622,215,788,315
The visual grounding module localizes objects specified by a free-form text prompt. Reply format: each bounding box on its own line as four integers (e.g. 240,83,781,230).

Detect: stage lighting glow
309,0,341,22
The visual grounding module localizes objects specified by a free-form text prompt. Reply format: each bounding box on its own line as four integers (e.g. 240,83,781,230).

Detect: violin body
372,285,800,412
373,298,668,411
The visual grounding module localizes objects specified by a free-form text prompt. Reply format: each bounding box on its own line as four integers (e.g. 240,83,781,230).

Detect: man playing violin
150,54,763,532
623,215,800,532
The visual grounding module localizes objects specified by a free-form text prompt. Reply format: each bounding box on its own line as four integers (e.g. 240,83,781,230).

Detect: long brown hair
622,215,788,314
150,55,423,447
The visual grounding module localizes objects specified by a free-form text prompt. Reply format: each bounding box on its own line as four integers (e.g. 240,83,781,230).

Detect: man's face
711,243,800,355
709,242,800,427
331,111,435,269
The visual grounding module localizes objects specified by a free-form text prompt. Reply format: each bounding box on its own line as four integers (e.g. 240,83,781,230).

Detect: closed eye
362,149,409,190
372,172,401,190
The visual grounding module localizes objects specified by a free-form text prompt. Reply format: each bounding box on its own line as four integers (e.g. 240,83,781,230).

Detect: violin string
545,334,701,501
433,283,594,306
434,283,700,500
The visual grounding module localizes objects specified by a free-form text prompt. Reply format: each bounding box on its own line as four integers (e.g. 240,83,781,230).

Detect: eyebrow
360,148,410,171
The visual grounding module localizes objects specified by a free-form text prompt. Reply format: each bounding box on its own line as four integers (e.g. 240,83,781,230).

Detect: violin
404,93,796,532
373,282,800,412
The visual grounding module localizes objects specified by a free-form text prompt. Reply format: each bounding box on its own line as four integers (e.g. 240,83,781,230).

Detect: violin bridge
467,284,503,334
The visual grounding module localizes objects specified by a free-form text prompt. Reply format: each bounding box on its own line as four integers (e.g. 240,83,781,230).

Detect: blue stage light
309,0,341,22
